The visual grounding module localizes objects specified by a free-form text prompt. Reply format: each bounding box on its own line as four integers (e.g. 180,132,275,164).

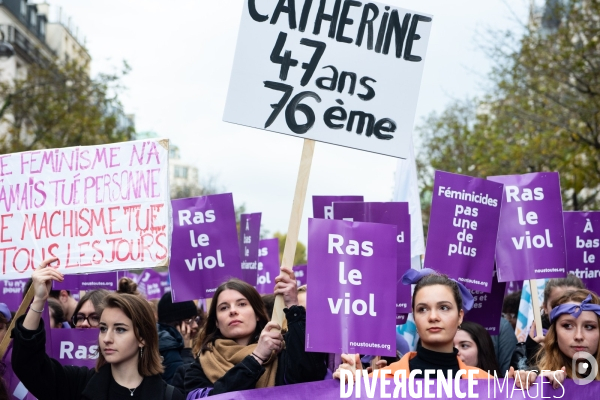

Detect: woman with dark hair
11,258,184,399
71,289,110,328
454,321,500,376
335,269,490,381
184,268,327,397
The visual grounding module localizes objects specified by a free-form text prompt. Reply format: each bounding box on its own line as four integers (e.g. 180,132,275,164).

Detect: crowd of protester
1,258,599,399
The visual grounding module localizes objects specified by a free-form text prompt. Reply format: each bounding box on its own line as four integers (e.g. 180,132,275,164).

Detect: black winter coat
183,305,327,396
11,315,184,400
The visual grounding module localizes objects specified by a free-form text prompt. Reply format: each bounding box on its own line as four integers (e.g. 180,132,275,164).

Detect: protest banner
505,281,523,296
464,272,506,335
53,271,119,291
306,218,396,356
224,0,433,325
169,193,242,302
224,1,433,158
489,172,566,337
256,238,280,294
424,171,503,292
564,211,600,294
0,139,170,280
488,172,566,282
332,201,411,314
1,278,28,311
136,268,164,300
295,264,308,287
239,213,262,286
313,195,364,219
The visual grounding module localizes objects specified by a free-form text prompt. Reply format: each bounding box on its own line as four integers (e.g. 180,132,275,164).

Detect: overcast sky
38,0,531,245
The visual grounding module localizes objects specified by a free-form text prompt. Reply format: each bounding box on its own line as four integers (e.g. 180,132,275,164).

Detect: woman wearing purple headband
524,289,600,389
334,269,490,381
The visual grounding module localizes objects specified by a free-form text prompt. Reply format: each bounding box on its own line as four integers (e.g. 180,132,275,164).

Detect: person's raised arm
274,266,298,309
23,257,62,331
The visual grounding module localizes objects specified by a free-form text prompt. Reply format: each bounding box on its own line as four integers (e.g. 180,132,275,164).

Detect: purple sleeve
186,387,213,399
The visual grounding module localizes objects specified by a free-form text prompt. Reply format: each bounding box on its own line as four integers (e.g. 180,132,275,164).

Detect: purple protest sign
170,194,242,301
294,264,308,287
239,213,262,286
160,271,171,294
137,269,163,300
53,272,119,291
505,281,523,295
49,328,99,367
256,238,279,294
333,202,411,314
424,171,503,292
488,172,566,282
564,211,600,294
464,272,506,335
312,196,363,219
306,218,396,357
1,278,28,311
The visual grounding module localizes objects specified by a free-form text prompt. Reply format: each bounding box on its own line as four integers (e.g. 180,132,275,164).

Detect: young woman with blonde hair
523,289,600,389
11,258,184,399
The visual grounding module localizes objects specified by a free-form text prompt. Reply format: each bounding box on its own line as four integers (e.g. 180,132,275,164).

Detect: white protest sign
0,139,170,279
224,0,433,158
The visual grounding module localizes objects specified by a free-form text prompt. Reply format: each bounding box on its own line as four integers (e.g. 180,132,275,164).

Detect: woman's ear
458,309,464,326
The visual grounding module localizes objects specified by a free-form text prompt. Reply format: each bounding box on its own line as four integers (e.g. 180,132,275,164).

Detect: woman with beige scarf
184,268,327,397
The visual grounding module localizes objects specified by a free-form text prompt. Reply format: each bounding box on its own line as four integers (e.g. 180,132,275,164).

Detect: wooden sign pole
0,285,34,358
271,139,315,327
529,278,544,339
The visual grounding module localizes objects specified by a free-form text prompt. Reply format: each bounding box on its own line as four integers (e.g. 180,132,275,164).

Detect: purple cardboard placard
256,238,279,294
49,328,100,367
424,171,503,292
564,211,600,294
1,278,28,311
312,196,363,219
53,272,119,291
333,202,411,314
294,264,308,287
464,272,506,335
488,172,567,282
137,269,163,300
239,213,262,286
305,218,397,357
170,194,243,301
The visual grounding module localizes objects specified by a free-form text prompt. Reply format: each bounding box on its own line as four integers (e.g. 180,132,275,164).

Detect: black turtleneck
408,344,460,379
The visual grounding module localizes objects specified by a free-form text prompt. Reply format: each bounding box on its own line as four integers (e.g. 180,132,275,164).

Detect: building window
30,12,37,26
20,1,27,17
174,166,188,179
40,20,45,35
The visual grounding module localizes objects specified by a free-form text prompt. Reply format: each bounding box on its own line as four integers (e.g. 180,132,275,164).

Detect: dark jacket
11,315,184,400
184,305,327,396
491,318,518,376
157,322,189,384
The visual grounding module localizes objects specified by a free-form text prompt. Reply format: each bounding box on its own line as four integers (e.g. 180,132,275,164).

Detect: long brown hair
193,279,269,356
537,289,600,380
95,293,164,376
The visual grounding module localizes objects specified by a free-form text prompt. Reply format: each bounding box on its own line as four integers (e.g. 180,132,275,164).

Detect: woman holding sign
11,258,184,400
334,269,490,380
184,269,327,397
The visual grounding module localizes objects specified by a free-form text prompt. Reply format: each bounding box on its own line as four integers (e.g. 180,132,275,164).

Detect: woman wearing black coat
184,269,327,397
11,258,184,400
